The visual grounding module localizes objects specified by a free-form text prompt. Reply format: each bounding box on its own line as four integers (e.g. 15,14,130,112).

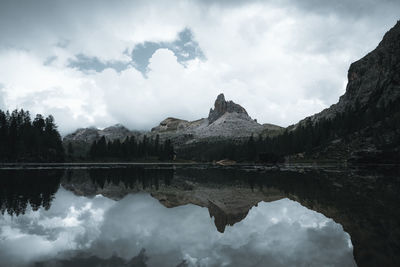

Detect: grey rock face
291,21,400,162
208,93,249,124
151,117,190,133
300,20,400,125
63,124,141,144
63,127,99,144
149,94,283,147
63,94,283,150
341,20,400,110
101,124,135,140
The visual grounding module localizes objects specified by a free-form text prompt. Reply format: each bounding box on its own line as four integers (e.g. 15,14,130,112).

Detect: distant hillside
63,124,143,159
179,21,400,163
63,93,283,158
63,21,400,163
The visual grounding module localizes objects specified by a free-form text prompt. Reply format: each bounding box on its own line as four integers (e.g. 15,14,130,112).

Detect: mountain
149,93,283,145
302,20,400,124
63,124,143,158
63,21,400,162
64,124,142,144
286,21,400,162
63,94,283,156
208,93,249,124
59,165,400,267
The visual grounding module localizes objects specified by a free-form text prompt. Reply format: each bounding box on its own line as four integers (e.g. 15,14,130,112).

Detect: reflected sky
0,186,356,267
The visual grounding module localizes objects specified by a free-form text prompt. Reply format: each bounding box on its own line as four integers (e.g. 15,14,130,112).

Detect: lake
0,164,399,267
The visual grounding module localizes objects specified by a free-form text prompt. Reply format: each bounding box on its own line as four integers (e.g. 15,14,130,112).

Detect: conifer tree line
0,109,64,162
179,96,400,163
258,95,400,159
88,135,175,161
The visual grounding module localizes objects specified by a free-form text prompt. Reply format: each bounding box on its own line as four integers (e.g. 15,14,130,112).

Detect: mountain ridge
297,20,400,126
63,93,284,153
63,21,400,162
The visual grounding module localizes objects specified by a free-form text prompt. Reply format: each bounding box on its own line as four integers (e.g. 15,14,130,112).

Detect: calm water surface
0,164,399,267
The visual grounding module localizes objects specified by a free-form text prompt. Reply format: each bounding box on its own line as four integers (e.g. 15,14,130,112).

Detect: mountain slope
302,20,400,124
63,93,283,158
149,93,283,146
289,21,400,162
63,124,143,158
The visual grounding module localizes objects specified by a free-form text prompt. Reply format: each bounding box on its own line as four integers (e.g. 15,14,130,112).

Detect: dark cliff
293,21,400,162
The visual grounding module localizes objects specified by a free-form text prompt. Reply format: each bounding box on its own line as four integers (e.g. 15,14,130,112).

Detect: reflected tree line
1,165,400,266
176,166,400,267
0,167,175,216
87,167,174,190
0,169,62,216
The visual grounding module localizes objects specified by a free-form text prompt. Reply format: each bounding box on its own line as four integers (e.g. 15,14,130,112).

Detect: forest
86,135,175,161
0,109,64,162
179,95,400,162
2,93,399,164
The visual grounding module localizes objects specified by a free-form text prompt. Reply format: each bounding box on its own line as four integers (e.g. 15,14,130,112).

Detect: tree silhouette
88,135,175,161
0,109,65,162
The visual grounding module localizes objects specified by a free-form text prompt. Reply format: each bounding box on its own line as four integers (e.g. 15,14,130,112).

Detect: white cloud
0,0,398,134
0,190,355,266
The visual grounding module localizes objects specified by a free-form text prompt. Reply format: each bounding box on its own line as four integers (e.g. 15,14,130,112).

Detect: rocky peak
342,20,400,110
299,20,400,125
101,124,132,140
208,93,249,124
151,117,189,132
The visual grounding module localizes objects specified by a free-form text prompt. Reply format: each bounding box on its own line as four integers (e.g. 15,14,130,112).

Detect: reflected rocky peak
0,165,399,266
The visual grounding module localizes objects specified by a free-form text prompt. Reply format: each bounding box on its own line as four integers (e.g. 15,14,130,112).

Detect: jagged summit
208,93,249,124
63,93,283,150
147,93,283,146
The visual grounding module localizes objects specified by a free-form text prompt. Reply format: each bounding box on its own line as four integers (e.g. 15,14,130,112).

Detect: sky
0,0,399,134
0,188,356,266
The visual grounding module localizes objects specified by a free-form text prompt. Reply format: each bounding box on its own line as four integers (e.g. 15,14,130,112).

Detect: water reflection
0,188,354,267
0,165,399,266
0,169,62,216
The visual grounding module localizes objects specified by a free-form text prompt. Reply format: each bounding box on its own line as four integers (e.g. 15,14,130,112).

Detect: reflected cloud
0,187,355,267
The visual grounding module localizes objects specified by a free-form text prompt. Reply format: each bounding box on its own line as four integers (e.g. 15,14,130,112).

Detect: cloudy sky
0,0,399,134
0,189,356,266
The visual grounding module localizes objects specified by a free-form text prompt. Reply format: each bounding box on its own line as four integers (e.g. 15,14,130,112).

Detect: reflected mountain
0,165,399,266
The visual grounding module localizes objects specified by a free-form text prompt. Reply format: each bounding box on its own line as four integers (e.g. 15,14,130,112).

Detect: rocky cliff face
291,21,400,162
208,93,249,124
303,20,400,123
148,93,282,146
63,94,283,154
